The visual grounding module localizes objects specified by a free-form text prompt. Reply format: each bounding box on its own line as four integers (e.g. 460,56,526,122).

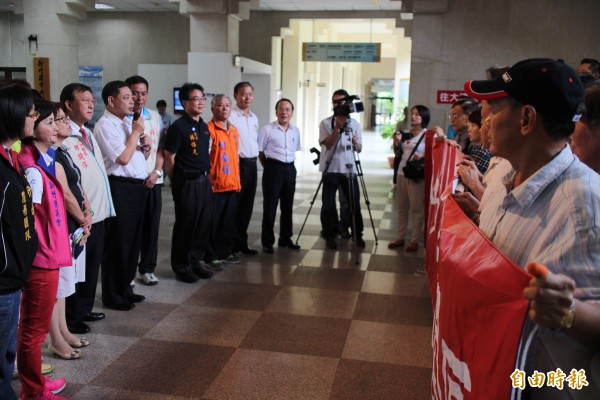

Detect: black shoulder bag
402,132,426,182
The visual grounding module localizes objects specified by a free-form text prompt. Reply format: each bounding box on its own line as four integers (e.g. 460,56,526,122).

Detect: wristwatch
563,299,577,329
153,169,163,179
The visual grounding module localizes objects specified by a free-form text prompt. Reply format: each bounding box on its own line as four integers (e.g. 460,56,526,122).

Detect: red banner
425,138,532,399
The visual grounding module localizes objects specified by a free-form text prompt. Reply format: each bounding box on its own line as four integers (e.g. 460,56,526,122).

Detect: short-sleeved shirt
93,110,147,179
258,121,301,163
318,116,362,174
163,113,210,175
229,106,259,158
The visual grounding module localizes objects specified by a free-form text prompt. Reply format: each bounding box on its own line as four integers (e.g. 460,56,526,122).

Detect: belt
108,175,145,184
178,171,209,180
240,157,257,162
267,158,294,166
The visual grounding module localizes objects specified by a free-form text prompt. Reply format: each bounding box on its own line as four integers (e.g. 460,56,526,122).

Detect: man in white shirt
94,80,150,311
258,98,301,253
60,83,115,333
319,89,365,250
126,75,164,286
229,82,260,255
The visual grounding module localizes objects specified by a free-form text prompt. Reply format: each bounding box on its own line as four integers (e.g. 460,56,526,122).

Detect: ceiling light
95,3,115,10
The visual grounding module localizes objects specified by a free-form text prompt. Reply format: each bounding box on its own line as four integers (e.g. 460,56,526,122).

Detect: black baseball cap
464,58,584,123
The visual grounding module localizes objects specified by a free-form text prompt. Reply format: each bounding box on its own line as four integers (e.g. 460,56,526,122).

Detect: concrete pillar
180,0,252,119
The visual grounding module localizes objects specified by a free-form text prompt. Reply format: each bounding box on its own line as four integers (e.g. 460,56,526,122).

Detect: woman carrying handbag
388,105,430,252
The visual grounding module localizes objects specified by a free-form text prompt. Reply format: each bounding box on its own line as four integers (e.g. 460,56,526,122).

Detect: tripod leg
354,159,379,245
295,177,324,244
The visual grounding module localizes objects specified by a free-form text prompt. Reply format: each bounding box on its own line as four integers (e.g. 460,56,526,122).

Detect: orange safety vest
207,120,241,192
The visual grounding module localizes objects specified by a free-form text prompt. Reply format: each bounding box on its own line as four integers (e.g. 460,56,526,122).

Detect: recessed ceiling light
95,3,115,10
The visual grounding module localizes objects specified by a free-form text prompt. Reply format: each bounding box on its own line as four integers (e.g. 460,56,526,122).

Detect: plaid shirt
468,144,491,174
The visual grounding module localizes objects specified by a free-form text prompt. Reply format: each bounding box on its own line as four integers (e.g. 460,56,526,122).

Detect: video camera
333,95,365,117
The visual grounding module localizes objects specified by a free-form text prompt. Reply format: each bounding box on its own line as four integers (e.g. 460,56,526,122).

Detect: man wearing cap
464,59,600,384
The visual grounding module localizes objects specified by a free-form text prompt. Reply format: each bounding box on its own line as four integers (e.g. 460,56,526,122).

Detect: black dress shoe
263,246,274,254
104,302,135,311
191,263,214,279
67,321,90,334
356,237,366,248
240,247,258,255
128,293,145,303
175,269,199,283
82,312,105,322
278,241,301,250
325,238,338,250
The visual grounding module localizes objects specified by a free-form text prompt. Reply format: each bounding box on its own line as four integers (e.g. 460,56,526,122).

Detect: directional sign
302,42,381,62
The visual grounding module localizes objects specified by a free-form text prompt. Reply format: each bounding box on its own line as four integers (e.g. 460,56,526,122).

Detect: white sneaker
136,272,159,286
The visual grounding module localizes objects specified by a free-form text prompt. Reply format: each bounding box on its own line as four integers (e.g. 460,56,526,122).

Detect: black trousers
235,157,257,251
101,178,147,307
320,173,363,240
66,219,105,323
170,174,213,274
261,159,296,247
212,190,237,259
138,183,163,274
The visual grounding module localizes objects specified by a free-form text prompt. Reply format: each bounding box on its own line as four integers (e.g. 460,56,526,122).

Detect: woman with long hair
388,105,430,252
17,98,72,400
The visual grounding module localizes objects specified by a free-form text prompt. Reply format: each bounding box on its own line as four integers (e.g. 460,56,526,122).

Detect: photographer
319,89,365,250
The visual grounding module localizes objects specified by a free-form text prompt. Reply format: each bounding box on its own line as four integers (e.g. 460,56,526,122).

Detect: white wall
138,64,187,115
187,52,242,121
242,73,271,128
0,13,27,68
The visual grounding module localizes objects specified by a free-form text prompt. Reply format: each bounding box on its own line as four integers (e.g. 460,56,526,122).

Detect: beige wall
409,0,600,129
78,12,190,84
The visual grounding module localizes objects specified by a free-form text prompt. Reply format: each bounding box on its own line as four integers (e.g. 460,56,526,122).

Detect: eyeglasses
55,115,70,124
448,113,464,121
27,111,40,121
184,97,207,103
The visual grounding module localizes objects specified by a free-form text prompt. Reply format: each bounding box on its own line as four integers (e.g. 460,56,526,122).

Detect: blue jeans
0,290,21,400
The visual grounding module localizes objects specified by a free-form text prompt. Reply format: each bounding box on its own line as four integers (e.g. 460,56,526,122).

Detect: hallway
13,130,433,399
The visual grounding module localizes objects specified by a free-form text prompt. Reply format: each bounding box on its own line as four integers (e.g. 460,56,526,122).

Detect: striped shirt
479,144,600,301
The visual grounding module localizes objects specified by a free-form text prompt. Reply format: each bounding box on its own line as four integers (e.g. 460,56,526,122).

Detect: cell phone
133,111,141,121
73,227,85,245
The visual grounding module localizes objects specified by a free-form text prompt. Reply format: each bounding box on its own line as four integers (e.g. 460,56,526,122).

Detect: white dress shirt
229,106,259,158
93,110,147,179
258,121,301,163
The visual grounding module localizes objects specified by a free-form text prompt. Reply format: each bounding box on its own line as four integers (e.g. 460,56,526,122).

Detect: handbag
402,132,426,182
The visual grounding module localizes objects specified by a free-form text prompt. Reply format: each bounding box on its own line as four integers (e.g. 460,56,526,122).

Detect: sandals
67,338,90,348
48,343,81,360
387,239,405,249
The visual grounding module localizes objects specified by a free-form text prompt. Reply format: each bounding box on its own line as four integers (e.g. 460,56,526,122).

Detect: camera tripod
295,117,378,264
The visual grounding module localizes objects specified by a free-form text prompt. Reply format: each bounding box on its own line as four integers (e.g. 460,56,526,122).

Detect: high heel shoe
48,343,81,360
66,338,90,348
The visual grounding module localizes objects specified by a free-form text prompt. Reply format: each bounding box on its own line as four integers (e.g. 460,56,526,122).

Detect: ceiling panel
0,0,401,13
